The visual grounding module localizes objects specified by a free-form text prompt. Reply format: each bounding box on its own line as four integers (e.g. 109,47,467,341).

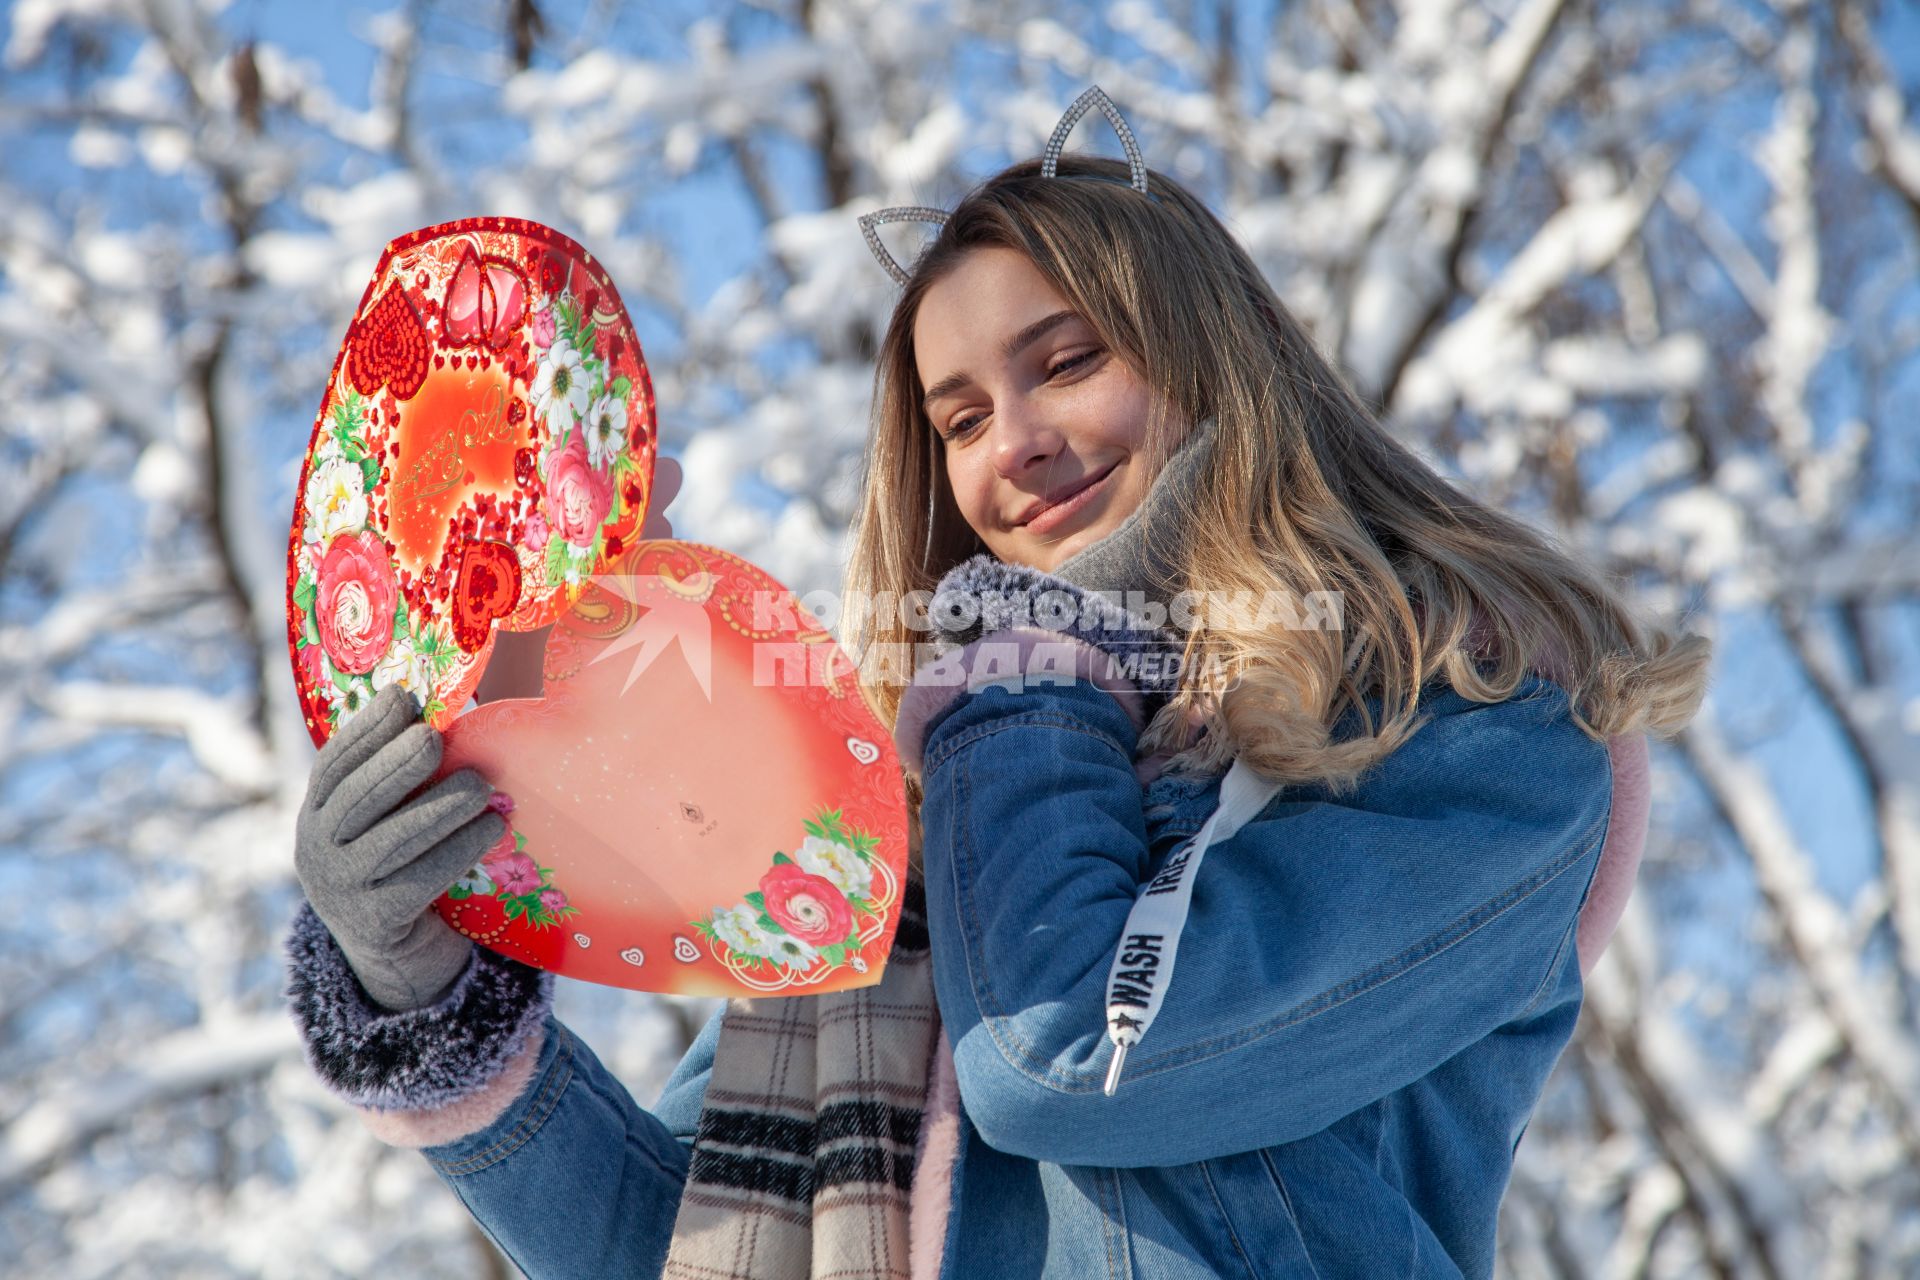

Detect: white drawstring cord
1103,757,1282,1095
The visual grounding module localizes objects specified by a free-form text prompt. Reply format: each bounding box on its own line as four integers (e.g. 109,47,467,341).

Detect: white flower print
531,337,590,437
793,836,873,901
764,932,819,971
371,639,434,700
330,676,377,728
712,903,781,960
581,393,627,470
303,455,368,546
453,864,495,896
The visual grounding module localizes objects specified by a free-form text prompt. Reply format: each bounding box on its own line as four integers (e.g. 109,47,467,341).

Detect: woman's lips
1020,461,1120,536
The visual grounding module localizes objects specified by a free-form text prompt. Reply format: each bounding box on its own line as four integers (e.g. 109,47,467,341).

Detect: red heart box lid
287,217,656,745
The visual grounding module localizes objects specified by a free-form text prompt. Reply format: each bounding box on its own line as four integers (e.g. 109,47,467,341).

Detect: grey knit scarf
1050,415,1218,615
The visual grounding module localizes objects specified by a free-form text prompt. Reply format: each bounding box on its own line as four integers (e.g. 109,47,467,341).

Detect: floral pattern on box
448,806,582,930
692,809,899,991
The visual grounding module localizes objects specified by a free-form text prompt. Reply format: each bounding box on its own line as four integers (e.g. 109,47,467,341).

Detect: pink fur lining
1577,734,1650,977
908,1025,962,1280
355,1022,547,1149
1443,603,1652,979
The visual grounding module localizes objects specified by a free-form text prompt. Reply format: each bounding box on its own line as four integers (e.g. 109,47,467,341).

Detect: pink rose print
521,511,550,552
544,430,613,548
484,849,543,896
759,863,854,947
315,530,398,674
530,305,556,350
486,791,516,816
539,888,568,913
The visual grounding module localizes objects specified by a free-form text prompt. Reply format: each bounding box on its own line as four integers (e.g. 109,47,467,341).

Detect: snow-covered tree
1,0,1914,1274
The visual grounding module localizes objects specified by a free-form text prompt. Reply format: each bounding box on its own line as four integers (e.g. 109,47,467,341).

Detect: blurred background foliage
2,0,1918,1274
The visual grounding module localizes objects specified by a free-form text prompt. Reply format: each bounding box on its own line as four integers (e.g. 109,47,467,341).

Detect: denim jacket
402,671,1614,1279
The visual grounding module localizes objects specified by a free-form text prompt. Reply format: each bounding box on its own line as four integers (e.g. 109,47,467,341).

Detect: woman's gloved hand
293,683,506,1013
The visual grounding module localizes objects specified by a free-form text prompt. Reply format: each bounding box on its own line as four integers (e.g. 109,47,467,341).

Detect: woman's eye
1048,349,1099,378
938,351,1102,442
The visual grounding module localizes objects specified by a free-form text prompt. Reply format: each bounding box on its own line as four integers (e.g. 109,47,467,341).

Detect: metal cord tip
1103,1041,1129,1096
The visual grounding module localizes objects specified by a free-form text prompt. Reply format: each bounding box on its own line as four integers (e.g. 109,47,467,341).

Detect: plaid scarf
662,873,940,1280
664,422,1217,1278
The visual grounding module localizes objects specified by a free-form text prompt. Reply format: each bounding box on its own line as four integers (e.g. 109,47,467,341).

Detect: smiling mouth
1015,461,1120,530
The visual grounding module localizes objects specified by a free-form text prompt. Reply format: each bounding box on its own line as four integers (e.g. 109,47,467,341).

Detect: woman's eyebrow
920,310,1081,413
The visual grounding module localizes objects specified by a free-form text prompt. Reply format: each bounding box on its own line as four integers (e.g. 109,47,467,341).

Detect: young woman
285,94,1709,1280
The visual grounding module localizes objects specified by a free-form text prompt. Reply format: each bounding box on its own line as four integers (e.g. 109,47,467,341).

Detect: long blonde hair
844,154,1710,799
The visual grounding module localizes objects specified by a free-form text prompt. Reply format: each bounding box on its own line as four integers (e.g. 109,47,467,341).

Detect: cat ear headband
857,85,1159,286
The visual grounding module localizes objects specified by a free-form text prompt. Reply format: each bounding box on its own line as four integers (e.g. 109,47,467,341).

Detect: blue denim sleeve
418,1007,720,1278
917,677,1613,1168
652,1004,724,1143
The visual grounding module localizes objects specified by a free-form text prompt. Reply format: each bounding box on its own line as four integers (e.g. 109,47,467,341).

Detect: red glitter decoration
597,327,625,366
347,285,431,401
444,244,528,352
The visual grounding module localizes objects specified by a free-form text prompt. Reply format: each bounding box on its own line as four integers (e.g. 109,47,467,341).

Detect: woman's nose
988,401,1063,480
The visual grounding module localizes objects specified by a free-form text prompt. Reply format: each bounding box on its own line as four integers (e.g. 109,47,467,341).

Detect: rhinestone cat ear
857,205,949,287
1042,85,1148,195
858,85,1153,285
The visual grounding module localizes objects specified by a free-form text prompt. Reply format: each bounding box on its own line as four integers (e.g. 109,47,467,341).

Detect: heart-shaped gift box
286,218,909,996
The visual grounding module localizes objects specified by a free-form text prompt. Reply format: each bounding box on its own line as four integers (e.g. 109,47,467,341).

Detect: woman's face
914,247,1171,572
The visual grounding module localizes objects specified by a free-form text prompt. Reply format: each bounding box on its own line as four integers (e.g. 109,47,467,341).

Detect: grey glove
294,683,506,1013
